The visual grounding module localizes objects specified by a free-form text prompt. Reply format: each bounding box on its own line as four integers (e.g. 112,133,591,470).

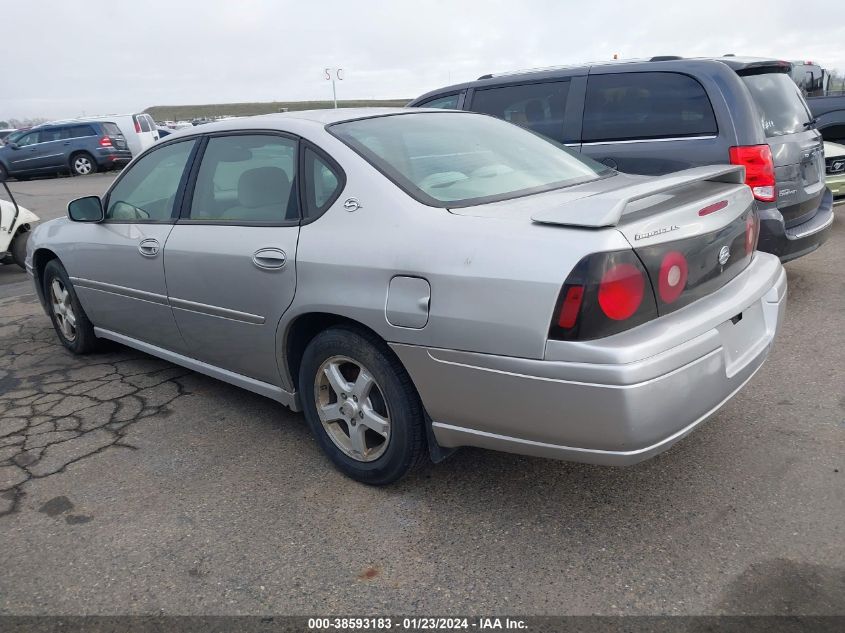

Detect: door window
419,93,460,109
106,140,196,221
39,128,66,142
471,81,571,143
136,115,152,133
582,72,717,142
188,134,298,223
302,146,343,219
67,125,96,138
15,131,40,147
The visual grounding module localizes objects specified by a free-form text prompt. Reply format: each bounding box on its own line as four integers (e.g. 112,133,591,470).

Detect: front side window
39,128,66,143
189,135,298,223
106,140,196,221
16,131,40,147
302,147,342,219
582,72,717,142
742,71,813,137
471,80,571,143
419,94,460,109
330,112,613,207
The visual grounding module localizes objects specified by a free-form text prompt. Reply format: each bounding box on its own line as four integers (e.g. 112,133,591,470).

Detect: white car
71,113,159,156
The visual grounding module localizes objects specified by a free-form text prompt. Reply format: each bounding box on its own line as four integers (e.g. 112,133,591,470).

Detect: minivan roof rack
649,55,683,62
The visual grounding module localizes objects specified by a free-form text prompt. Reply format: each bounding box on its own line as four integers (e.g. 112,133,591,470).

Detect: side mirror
67,196,105,222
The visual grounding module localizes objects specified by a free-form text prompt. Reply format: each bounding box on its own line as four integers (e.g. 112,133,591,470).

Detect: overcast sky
3,0,844,120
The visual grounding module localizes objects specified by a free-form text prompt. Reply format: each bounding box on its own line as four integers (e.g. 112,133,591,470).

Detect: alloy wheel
50,278,77,342
314,355,391,462
73,156,93,175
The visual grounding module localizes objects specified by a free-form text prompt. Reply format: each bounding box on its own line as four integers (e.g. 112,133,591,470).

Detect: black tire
43,259,98,354
69,152,96,176
0,163,7,180
299,325,426,485
10,230,28,269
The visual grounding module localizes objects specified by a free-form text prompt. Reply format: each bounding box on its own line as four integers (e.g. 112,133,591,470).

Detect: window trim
176,129,302,228
298,139,347,225
101,137,201,225
580,71,719,144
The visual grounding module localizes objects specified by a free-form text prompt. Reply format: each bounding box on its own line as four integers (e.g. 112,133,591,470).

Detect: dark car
410,56,833,262
0,120,132,181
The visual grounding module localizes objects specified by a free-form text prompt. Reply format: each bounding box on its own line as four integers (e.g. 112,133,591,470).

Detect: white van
76,113,159,156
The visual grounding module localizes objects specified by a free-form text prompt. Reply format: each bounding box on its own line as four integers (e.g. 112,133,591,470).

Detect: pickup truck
807,93,845,143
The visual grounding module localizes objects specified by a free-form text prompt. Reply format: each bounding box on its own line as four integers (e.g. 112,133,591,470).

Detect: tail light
729,145,776,202
98,136,113,147
745,211,760,255
134,119,141,133
657,251,688,304
549,250,657,341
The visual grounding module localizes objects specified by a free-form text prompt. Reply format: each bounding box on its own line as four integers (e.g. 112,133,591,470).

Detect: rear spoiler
531,165,746,228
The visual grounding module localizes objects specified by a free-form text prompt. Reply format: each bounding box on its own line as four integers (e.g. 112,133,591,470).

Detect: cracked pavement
0,177,842,615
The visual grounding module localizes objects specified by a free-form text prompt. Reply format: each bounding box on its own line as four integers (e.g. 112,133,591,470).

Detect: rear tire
299,325,426,485
10,231,28,269
70,152,95,176
43,259,98,354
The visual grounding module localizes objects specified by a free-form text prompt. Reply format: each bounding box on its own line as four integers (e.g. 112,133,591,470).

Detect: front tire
10,230,28,269
70,152,95,176
43,260,98,354
299,325,426,485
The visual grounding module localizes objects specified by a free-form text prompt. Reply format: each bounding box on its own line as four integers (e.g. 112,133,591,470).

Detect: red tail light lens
557,285,584,329
597,263,644,320
745,212,760,255
134,119,141,133
657,251,688,304
98,136,112,147
729,145,776,202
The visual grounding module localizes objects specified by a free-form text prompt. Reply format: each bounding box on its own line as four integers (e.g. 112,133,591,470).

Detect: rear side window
583,72,717,142
471,80,571,143
68,125,96,138
418,94,460,109
136,115,151,132
741,72,812,138
302,146,343,219
39,128,66,142
188,135,298,223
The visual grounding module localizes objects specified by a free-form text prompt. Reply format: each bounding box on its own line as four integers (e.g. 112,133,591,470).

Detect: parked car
0,177,39,269
824,141,845,197
807,93,845,144
789,60,828,97
156,127,174,138
26,110,786,484
61,113,160,156
0,120,131,180
410,56,834,263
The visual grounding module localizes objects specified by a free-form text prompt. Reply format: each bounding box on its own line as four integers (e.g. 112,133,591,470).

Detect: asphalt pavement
0,174,842,615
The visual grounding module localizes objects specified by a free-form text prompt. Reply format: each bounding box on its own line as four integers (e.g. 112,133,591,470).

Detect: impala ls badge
718,245,731,266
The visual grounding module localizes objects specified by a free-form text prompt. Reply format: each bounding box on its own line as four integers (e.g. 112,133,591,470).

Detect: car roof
413,55,790,100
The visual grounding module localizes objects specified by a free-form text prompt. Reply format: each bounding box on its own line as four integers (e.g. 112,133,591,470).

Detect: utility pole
324,68,344,108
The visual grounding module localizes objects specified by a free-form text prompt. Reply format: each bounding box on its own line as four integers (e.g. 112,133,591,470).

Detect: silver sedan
25,109,787,484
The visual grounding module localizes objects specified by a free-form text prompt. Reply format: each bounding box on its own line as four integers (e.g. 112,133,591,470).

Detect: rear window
102,122,123,137
741,72,812,138
67,125,96,138
471,80,571,143
136,115,151,132
583,72,717,142
330,112,612,207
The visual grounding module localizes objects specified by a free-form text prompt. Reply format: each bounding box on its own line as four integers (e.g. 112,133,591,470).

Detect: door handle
252,247,286,270
138,238,160,257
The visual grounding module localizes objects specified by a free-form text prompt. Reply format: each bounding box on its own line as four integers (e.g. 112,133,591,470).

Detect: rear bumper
758,187,834,262
392,253,787,466
95,149,132,167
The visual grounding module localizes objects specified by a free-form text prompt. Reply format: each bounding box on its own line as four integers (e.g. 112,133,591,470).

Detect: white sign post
324,68,344,109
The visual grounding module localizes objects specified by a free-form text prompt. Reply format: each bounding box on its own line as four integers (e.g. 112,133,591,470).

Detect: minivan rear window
102,122,123,137
136,115,151,132
741,72,813,138
583,72,717,142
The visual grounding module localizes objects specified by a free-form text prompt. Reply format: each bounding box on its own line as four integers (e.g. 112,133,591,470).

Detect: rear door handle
252,247,286,270
138,238,160,257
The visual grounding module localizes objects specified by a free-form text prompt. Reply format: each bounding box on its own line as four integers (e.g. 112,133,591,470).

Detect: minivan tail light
98,136,112,147
134,119,141,133
729,145,776,202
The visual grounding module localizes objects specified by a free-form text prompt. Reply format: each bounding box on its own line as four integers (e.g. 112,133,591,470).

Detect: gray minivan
410,57,833,262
